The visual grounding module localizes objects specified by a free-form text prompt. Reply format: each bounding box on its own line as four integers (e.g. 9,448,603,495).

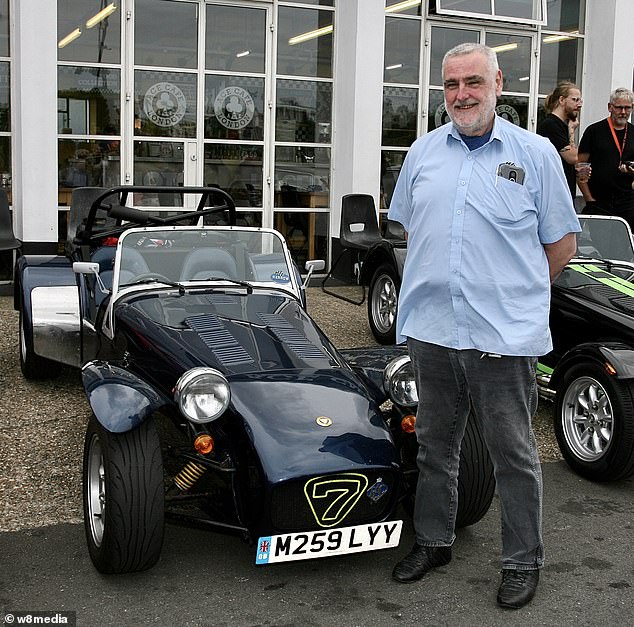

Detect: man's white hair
610,87,634,104
442,43,499,79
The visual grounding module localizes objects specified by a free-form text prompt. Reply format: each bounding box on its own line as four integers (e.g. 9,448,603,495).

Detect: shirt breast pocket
488,175,534,223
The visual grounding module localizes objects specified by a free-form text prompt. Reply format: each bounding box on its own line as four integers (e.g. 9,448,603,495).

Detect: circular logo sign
496,104,520,126
143,82,186,128
315,416,333,428
214,86,255,130
434,103,451,128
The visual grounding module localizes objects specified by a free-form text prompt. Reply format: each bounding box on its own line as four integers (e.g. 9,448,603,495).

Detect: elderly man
388,43,580,609
577,87,634,228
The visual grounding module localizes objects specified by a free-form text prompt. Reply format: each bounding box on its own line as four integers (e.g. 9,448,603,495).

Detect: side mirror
302,259,325,289
73,261,108,294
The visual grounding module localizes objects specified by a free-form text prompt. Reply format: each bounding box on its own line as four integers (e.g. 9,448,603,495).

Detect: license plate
255,520,402,565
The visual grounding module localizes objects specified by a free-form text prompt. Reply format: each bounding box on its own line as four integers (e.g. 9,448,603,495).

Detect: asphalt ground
0,288,633,626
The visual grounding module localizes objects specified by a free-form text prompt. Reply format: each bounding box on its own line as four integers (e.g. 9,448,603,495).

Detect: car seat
179,248,238,281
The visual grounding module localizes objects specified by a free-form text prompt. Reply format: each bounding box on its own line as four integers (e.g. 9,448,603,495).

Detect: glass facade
49,0,591,267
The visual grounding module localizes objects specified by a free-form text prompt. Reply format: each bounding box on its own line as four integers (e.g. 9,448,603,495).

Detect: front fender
338,345,409,402
82,361,169,433
359,241,402,286
550,342,634,391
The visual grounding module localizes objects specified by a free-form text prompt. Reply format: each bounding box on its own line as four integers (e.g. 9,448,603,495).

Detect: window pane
135,70,197,138
435,0,491,16
546,0,584,32
381,150,407,209
276,80,332,143
274,211,328,268
205,75,265,141
58,0,121,64
0,135,11,196
57,66,120,135
382,86,418,146
496,96,528,129
495,0,535,20
429,27,479,86
204,143,264,208
0,61,9,131
428,88,449,132
283,0,334,6
0,0,9,57
539,36,582,94
384,17,421,84
277,7,334,78
133,140,184,206
135,0,197,69
487,34,532,93
274,146,330,208
59,138,120,193
385,0,422,17
206,5,266,74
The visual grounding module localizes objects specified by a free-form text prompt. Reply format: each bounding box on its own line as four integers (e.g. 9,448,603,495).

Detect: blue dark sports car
15,186,495,573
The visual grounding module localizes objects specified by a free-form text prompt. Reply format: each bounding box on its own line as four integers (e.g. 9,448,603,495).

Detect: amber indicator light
401,414,416,433
194,434,214,455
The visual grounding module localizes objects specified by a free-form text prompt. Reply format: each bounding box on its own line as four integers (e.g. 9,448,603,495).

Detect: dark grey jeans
407,338,544,570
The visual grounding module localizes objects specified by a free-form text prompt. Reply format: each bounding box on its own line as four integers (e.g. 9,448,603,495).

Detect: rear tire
554,361,634,481
368,263,399,345
83,415,165,573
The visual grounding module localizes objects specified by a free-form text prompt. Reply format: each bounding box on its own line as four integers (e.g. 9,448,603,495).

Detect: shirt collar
446,114,503,146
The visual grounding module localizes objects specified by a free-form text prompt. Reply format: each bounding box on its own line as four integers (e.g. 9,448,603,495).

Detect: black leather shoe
497,569,540,609
392,543,452,583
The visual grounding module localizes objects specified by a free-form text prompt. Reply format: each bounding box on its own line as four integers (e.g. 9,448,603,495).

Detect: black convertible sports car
15,186,495,573
351,214,634,482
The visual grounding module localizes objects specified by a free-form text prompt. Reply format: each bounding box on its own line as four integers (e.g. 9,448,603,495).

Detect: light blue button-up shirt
388,115,581,356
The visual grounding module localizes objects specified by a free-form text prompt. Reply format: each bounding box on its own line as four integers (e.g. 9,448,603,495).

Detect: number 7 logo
304,473,369,528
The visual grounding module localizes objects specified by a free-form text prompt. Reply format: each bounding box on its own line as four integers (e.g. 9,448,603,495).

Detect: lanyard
608,116,627,157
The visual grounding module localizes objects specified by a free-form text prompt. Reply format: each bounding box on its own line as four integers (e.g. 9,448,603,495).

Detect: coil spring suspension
173,461,207,491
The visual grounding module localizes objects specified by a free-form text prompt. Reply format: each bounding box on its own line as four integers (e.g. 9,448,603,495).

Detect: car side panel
16,255,82,367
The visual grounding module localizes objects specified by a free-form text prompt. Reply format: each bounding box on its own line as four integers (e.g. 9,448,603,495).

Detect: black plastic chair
321,193,382,304
0,189,21,252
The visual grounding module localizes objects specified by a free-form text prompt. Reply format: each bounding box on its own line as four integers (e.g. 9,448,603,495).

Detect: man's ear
495,69,503,97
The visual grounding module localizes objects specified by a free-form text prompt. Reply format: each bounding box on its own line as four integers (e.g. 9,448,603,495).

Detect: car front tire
399,414,495,528
554,361,634,481
368,263,399,345
83,415,165,573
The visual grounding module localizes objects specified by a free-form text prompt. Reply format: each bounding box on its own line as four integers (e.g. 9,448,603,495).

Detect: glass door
130,0,271,222
131,0,199,208
203,1,270,226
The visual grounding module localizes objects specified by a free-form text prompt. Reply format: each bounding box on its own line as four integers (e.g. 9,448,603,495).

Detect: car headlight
384,355,418,407
174,368,230,423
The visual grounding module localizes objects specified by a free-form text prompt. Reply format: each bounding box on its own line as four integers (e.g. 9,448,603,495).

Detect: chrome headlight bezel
383,355,418,408
174,367,230,424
